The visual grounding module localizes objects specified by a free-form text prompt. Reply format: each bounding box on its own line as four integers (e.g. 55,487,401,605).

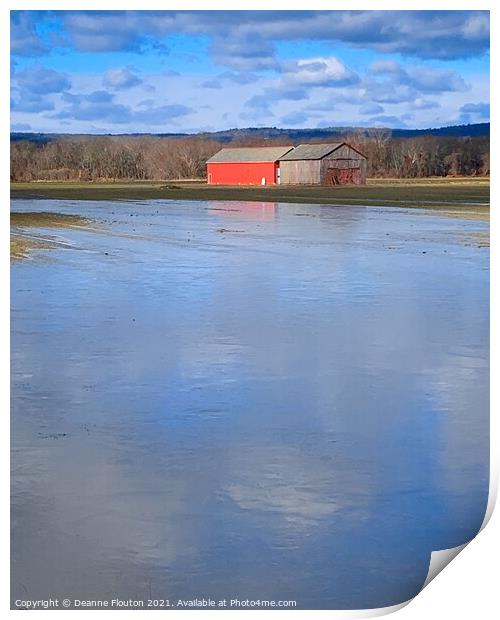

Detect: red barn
206,146,293,186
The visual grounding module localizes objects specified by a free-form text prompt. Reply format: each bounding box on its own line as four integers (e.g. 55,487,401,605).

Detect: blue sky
10,10,490,134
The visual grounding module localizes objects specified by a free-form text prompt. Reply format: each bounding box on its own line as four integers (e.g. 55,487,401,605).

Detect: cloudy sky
10,10,490,134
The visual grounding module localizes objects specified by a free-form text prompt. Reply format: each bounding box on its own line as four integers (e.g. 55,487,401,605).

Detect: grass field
11,177,490,212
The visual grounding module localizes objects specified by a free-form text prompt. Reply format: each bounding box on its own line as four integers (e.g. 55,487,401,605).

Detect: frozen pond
11,199,489,610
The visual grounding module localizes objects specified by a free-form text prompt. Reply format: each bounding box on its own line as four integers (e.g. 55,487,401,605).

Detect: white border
3,1,495,617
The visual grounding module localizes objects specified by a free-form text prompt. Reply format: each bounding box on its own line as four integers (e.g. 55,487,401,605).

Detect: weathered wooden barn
279,143,367,185
206,146,293,186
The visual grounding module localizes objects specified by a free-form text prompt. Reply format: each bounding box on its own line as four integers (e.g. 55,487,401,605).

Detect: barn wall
359,159,367,184
207,162,278,185
279,160,321,184
320,146,367,185
279,145,367,185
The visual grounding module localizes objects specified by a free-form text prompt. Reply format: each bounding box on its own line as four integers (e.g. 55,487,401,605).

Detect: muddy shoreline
11,179,490,211
10,211,92,259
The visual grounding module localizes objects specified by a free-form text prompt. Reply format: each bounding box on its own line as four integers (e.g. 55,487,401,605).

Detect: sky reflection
11,199,489,609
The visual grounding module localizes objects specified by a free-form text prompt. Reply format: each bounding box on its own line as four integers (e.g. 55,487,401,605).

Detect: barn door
325,168,340,185
325,166,361,185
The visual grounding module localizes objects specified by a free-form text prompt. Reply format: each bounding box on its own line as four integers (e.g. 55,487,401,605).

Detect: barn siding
207,161,278,185
321,158,366,185
320,146,367,185
280,144,367,185
280,160,321,184
321,160,367,184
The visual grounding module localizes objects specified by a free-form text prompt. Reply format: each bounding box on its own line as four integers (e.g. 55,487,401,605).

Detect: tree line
10,131,489,182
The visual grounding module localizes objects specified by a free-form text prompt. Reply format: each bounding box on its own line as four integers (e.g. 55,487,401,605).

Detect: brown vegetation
11,211,90,228
347,129,489,178
10,131,489,182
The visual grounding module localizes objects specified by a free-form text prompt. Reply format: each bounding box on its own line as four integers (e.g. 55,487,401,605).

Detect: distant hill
200,123,490,142
390,123,490,138
10,123,490,145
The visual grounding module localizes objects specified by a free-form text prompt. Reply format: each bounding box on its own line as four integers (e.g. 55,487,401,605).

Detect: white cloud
103,67,142,90
10,61,490,133
281,57,359,89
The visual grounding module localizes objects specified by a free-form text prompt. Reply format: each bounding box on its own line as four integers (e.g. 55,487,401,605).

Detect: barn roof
279,143,345,160
207,145,294,163
280,142,367,161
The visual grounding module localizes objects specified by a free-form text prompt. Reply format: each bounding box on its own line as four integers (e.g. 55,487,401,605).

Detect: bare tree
10,133,489,182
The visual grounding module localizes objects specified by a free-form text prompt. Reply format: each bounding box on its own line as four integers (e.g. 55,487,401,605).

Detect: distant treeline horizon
10,122,490,145
11,125,490,182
